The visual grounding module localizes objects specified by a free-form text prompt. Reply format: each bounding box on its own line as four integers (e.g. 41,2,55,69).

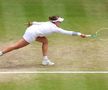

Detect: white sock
43,56,48,60
0,51,3,56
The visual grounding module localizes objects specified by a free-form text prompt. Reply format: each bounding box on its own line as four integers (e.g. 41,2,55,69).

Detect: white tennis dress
23,21,81,43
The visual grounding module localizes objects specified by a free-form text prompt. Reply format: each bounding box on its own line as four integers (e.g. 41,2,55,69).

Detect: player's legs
36,37,48,56
0,38,29,55
36,37,54,65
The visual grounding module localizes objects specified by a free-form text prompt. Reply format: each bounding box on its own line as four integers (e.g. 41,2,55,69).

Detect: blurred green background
0,0,108,41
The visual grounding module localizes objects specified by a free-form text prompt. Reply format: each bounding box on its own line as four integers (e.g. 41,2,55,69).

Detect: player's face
55,21,61,27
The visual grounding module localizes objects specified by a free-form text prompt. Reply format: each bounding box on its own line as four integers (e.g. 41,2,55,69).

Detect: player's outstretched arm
55,27,88,38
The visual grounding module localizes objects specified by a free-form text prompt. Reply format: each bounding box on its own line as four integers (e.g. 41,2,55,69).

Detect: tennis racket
86,28,108,41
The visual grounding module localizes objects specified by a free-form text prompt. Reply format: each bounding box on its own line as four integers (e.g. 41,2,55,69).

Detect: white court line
0,71,108,74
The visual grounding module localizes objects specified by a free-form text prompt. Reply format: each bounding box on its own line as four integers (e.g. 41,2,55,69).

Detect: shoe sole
42,63,55,66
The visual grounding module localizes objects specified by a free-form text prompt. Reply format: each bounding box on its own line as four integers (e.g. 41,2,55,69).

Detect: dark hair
49,16,59,21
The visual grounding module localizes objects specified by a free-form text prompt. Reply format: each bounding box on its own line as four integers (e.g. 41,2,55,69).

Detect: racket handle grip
85,35,91,37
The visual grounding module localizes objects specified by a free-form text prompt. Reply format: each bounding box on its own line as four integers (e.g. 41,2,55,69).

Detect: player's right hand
80,34,86,38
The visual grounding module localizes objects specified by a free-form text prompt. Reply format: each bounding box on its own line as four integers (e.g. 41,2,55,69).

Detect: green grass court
0,0,108,71
0,74,108,90
0,0,108,89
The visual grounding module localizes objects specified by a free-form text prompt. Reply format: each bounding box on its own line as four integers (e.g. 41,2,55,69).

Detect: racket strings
97,29,108,40
91,34,97,38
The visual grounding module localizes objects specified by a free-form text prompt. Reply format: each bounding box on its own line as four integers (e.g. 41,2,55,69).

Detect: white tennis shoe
0,51,3,56
42,59,55,66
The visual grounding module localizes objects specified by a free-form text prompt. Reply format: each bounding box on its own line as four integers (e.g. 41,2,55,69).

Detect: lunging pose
0,16,87,65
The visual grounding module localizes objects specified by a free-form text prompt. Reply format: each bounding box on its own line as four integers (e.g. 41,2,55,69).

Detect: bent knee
36,37,48,44
43,38,48,44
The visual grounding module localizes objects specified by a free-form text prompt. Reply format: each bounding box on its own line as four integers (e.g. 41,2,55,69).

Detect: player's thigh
14,38,29,48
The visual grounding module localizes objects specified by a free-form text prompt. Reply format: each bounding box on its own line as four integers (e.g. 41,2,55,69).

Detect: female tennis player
0,16,87,65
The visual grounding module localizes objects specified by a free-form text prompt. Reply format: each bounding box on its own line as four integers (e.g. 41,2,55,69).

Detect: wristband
72,32,81,36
